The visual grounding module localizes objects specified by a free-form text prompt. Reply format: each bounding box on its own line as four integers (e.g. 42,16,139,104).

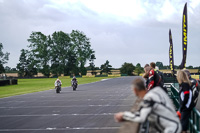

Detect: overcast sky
0,0,200,68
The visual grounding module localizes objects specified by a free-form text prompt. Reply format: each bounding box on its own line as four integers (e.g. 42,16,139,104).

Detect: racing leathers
179,82,192,112
71,78,78,86
179,82,192,131
122,87,182,133
55,79,62,87
190,77,199,91
147,69,164,91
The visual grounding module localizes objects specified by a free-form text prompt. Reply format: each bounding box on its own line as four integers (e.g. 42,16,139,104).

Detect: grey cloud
0,0,199,68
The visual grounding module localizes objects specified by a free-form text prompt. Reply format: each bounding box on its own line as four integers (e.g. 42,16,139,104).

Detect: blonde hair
177,70,191,86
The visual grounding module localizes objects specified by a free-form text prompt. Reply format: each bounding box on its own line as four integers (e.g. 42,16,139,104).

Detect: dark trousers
181,110,191,131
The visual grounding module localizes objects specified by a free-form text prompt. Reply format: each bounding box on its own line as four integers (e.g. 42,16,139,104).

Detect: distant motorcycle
55,85,61,93
55,81,62,93
72,82,77,91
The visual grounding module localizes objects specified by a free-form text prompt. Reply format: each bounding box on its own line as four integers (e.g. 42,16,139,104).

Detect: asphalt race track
0,77,137,133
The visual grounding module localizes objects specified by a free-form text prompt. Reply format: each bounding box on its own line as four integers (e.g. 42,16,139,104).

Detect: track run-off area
0,77,137,133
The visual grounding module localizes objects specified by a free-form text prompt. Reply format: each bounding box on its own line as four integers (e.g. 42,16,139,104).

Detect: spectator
183,69,199,94
148,62,166,92
150,62,164,83
114,77,181,133
143,64,150,88
177,70,192,133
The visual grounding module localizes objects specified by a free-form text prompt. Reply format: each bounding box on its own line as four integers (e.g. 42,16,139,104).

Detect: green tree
4,66,11,72
156,61,164,69
67,52,79,76
0,43,10,74
186,65,193,69
28,32,51,77
100,60,112,75
0,64,4,74
120,62,135,76
25,30,95,76
16,49,26,77
89,54,96,75
134,63,143,76
16,49,37,77
70,30,94,75
50,31,72,76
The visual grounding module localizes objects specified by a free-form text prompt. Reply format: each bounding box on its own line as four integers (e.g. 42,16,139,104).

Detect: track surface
0,77,136,133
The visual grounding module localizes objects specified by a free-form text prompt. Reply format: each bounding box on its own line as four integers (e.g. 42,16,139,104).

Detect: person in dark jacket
150,62,164,83
177,70,192,133
145,63,165,92
184,69,199,92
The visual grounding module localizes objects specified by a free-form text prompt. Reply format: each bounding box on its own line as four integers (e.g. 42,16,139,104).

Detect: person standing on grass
114,77,182,133
176,70,193,133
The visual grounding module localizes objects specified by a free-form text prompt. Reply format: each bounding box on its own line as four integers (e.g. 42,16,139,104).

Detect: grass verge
0,77,115,98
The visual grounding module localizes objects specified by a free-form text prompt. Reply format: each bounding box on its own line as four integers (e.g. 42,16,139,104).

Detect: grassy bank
0,77,113,98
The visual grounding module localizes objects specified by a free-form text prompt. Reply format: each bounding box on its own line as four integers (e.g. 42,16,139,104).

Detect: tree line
16,30,95,77
0,30,199,77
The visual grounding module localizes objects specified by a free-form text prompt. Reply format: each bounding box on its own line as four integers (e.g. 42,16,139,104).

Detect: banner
179,3,188,69
169,29,174,76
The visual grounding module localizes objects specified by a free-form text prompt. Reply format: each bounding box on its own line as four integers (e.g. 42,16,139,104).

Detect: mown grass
0,77,114,98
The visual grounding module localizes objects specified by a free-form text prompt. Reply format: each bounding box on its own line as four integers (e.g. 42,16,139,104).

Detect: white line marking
0,113,115,117
0,105,131,109
0,127,120,131
0,99,132,103
46,127,56,130
52,114,59,116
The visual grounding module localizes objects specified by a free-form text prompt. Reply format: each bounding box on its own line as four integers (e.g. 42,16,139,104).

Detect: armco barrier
165,83,200,133
121,74,128,76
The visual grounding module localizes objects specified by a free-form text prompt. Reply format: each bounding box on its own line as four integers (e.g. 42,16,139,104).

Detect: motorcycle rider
71,76,78,87
55,78,62,90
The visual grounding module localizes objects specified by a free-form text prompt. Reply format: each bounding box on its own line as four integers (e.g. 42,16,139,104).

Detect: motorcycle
55,82,61,93
55,86,61,93
72,82,77,91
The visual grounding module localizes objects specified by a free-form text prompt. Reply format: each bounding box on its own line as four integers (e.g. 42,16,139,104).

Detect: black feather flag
169,29,174,76
179,3,188,69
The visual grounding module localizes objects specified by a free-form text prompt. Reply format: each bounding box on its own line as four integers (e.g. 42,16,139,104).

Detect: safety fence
165,83,200,133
